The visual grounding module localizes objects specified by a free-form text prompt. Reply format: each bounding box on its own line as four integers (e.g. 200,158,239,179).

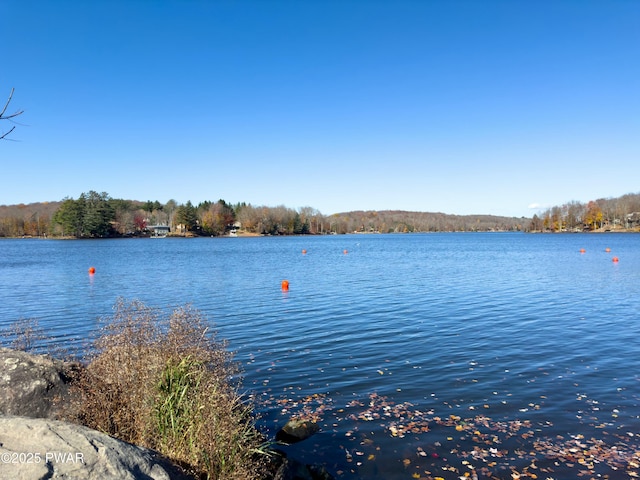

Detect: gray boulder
0,416,194,480
0,347,82,419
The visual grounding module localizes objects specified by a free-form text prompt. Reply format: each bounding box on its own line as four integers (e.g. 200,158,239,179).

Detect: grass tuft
63,298,268,479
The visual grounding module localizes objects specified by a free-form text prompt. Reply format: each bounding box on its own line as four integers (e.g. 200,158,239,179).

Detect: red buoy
281,280,289,291
579,249,586,254
302,249,307,255
88,266,96,274
612,257,619,263
343,249,348,255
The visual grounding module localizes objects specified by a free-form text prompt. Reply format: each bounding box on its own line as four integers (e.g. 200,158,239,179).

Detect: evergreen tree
175,201,198,231
82,191,115,237
143,201,155,213
52,197,84,237
52,191,115,237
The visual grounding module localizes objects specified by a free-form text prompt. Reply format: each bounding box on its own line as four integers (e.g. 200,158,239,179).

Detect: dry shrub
0,317,46,352
65,299,268,479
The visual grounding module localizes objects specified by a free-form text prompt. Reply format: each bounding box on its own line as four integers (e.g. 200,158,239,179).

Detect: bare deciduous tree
1,88,24,140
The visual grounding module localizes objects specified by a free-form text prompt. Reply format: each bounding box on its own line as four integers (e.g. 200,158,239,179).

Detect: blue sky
1,0,638,217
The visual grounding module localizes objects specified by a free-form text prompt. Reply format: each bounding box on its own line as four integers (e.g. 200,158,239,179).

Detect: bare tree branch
1,88,24,140
0,126,16,141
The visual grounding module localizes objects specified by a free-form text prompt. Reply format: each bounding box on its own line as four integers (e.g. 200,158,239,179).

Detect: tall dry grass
64,299,268,479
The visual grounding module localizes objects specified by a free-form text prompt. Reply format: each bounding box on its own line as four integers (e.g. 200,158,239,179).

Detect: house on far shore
149,225,170,238
626,212,640,228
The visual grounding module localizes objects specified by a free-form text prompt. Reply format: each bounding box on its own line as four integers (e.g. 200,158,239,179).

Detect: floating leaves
273,392,333,423
255,387,640,479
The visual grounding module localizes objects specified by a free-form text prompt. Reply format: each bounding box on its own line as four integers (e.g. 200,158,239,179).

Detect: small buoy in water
605,248,611,252
88,266,96,275
281,280,289,291
302,249,307,255
612,257,619,263
579,249,586,254
343,249,348,255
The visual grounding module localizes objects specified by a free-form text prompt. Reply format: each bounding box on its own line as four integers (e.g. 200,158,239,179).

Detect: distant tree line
529,192,640,232
0,201,60,237
326,210,525,233
0,191,527,238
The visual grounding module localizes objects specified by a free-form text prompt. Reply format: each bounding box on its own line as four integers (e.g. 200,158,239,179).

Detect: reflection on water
1,233,640,478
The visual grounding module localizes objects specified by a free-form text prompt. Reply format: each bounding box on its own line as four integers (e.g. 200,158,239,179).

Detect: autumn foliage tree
584,201,604,230
199,200,235,236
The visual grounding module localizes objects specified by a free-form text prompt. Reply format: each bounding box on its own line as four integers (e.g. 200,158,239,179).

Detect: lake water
1,233,639,479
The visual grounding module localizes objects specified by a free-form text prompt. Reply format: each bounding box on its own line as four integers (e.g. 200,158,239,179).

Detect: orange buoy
281,280,289,291
579,249,586,254
343,249,348,254
605,248,611,252
88,266,96,274
302,249,307,255
612,257,619,263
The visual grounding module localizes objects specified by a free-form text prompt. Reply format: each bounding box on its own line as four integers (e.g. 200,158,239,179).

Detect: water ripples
2,234,640,478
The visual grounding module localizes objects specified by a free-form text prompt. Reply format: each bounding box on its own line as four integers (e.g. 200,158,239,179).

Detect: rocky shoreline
0,347,333,480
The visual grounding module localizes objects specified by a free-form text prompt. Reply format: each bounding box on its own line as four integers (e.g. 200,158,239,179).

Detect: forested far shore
3,190,640,239
530,192,640,232
0,191,526,238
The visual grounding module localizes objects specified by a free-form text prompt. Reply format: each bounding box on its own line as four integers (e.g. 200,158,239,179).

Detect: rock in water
276,418,320,444
0,416,194,480
0,347,82,419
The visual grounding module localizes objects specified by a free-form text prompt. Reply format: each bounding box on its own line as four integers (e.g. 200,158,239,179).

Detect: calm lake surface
1,233,639,479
